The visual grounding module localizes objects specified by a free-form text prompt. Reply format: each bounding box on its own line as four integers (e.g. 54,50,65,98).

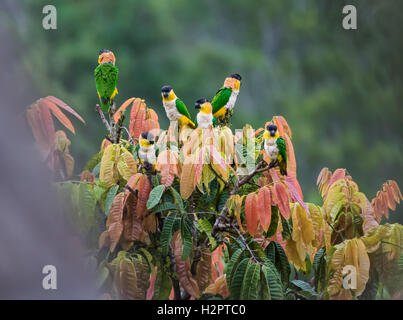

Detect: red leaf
273,183,291,219
42,98,75,134
257,187,272,232
113,98,135,123
45,96,85,123
285,175,309,214
245,193,258,236
325,169,346,195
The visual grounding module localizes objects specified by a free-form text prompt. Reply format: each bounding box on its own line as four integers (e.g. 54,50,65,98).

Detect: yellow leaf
100,144,120,186
117,147,137,181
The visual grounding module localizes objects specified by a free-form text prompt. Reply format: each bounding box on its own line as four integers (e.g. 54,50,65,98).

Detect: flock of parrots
94,49,287,176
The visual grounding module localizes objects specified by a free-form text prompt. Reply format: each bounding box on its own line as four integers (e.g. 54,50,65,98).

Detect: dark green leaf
147,185,166,209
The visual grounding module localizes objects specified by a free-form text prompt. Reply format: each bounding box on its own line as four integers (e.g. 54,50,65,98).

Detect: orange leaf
113,98,135,123
171,232,200,298
106,192,125,252
135,175,151,218
41,98,76,134
257,187,272,232
156,150,180,187
245,193,258,236
129,98,147,140
273,183,291,219
45,96,85,123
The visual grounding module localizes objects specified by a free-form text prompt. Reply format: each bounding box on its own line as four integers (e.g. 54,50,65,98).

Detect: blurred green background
2,0,402,213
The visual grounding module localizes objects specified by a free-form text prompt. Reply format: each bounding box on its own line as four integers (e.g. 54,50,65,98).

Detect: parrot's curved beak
195,103,201,109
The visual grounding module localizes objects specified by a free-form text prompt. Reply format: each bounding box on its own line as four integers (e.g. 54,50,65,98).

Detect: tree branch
96,104,112,134
212,160,277,238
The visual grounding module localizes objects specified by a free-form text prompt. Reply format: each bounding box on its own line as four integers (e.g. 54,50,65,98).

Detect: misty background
0,0,402,298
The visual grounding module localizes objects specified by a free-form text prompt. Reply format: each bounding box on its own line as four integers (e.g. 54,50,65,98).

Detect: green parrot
161,85,195,128
263,124,287,175
95,49,119,113
211,73,242,125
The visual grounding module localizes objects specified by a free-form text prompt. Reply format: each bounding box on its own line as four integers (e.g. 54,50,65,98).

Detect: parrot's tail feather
279,161,288,176
100,96,111,113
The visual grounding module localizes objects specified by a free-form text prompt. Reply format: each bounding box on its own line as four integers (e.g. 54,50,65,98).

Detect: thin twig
231,222,263,266
96,104,112,134
212,160,277,238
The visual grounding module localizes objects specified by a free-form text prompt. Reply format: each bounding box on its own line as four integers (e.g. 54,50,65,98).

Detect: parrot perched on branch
211,73,242,126
161,85,195,129
263,124,287,176
195,98,217,129
94,49,119,113
136,131,157,171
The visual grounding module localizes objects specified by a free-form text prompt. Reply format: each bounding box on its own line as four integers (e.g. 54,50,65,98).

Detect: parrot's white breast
225,89,239,111
163,99,182,121
197,112,213,129
264,138,278,160
139,146,156,164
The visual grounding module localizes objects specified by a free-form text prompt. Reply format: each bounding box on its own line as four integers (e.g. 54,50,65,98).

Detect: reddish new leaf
113,98,136,123
245,193,258,236
272,183,291,219
46,96,85,123
42,98,76,134
285,175,309,214
257,187,272,232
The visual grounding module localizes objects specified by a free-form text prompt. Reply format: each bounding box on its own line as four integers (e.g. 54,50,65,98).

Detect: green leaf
230,258,249,300
147,185,166,210
217,191,230,212
265,206,279,238
105,184,119,216
289,280,317,300
265,242,290,287
261,261,284,300
265,242,276,264
78,183,96,217
240,260,261,300
170,187,185,213
95,262,110,290
152,202,179,214
225,248,244,287
399,253,403,271
161,211,177,256
153,267,172,300
259,267,271,300
93,181,108,201
92,162,102,176
194,218,217,250
280,215,292,240
139,248,154,275
204,178,218,202
313,248,326,291
152,174,160,187
180,216,193,261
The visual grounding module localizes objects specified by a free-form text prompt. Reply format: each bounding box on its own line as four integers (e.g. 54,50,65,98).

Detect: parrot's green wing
155,145,160,158
211,87,232,114
175,99,191,119
212,116,218,127
94,63,119,112
276,137,287,164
